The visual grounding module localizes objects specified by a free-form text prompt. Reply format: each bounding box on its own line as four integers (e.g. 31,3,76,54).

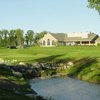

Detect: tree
2,29,9,47
34,31,47,44
25,34,29,46
88,0,100,14
9,29,16,46
26,30,34,46
0,30,3,47
15,29,24,47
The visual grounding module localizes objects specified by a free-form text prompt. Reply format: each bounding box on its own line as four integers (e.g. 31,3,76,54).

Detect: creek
30,76,100,100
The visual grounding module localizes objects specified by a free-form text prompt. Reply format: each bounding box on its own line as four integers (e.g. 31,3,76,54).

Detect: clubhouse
40,32,100,46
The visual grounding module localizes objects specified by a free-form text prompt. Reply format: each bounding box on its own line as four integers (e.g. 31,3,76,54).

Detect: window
47,39,50,45
43,40,46,45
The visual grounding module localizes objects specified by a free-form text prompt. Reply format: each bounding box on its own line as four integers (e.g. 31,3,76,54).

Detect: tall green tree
9,29,16,46
25,34,29,46
88,0,100,14
26,30,34,46
15,29,24,47
34,31,47,44
0,30,3,47
2,29,9,47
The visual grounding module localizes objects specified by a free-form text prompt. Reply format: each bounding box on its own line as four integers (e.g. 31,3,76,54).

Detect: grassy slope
0,46,100,84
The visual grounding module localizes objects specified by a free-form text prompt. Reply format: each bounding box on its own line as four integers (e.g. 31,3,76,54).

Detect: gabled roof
87,33,98,41
50,33,67,41
50,33,98,42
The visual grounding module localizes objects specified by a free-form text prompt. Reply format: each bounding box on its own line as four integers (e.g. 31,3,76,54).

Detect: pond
30,76,100,100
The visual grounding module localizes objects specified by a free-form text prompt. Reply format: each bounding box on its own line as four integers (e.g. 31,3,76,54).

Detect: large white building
40,32,99,46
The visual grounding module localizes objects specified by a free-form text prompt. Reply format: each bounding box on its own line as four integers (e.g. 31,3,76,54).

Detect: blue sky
0,0,100,35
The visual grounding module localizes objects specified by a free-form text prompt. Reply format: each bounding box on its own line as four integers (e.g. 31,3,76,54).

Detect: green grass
0,46,100,83
67,57,100,83
0,46,100,63
0,46,100,100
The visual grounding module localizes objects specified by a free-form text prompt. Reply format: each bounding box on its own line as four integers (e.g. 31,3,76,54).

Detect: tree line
0,29,47,48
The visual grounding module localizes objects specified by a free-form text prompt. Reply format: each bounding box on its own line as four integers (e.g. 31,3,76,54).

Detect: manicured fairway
0,46,100,62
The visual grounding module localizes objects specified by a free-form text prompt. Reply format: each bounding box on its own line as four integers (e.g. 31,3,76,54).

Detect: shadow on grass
27,54,75,64
0,78,34,96
0,64,12,76
68,57,98,77
31,54,65,63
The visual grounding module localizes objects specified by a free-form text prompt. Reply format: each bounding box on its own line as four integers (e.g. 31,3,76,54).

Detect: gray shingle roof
50,33,67,41
50,33,98,42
